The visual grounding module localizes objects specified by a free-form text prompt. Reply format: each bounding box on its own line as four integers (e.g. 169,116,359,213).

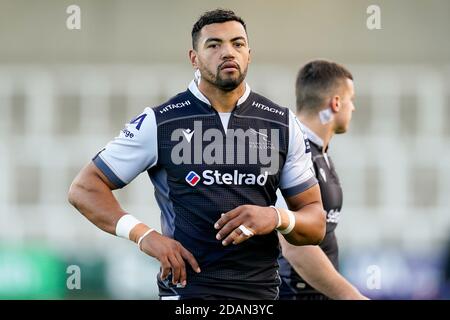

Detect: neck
198,80,246,113
298,112,334,151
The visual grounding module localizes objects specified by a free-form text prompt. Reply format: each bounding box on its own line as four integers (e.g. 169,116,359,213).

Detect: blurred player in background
68,9,326,299
277,60,368,300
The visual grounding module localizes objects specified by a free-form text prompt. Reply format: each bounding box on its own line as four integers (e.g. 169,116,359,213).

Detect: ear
330,95,341,113
189,49,198,68
248,48,252,64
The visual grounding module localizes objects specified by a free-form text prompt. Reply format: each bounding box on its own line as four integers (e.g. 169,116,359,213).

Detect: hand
214,205,278,246
139,231,201,286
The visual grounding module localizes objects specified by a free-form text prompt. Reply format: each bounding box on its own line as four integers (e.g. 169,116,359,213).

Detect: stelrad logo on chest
185,170,269,187
170,121,280,175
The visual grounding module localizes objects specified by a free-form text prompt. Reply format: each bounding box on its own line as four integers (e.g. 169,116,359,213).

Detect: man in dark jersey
277,60,368,300
68,10,326,299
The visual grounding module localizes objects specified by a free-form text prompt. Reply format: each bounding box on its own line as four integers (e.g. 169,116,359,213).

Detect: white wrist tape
270,206,282,229
138,228,155,250
277,209,296,235
115,214,142,239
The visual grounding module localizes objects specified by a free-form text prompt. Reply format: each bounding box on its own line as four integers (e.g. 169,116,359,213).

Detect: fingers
168,254,182,286
215,217,244,243
214,206,244,230
158,240,201,287
220,227,241,246
176,253,187,287
160,257,171,281
180,245,201,274
232,230,253,245
221,224,255,246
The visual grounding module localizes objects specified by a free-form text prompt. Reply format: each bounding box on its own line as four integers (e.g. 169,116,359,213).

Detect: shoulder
152,90,196,123
240,91,290,125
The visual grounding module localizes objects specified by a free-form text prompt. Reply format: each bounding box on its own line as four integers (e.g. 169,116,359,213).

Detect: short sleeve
279,110,317,197
92,107,158,188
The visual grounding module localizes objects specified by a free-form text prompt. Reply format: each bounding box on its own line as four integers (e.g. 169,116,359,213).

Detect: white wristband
278,209,296,235
137,228,155,250
115,214,142,239
270,206,282,229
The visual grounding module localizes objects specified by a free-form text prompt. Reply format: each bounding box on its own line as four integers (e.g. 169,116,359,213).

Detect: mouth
220,61,239,72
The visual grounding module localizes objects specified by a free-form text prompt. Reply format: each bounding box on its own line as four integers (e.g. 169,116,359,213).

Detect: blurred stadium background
0,0,449,299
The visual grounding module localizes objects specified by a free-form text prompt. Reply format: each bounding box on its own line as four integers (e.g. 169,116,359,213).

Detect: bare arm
68,162,128,235
281,184,326,246
214,184,326,246
68,161,200,286
280,234,368,300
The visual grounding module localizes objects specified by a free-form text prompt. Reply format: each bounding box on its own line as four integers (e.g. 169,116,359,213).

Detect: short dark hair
296,60,353,114
191,9,247,50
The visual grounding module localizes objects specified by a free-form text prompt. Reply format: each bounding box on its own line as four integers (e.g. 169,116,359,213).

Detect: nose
221,42,235,59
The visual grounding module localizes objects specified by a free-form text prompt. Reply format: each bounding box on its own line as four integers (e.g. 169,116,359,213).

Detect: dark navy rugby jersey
277,125,343,298
93,79,317,299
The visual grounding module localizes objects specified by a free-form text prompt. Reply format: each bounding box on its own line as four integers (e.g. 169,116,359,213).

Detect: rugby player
277,60,367,300
68,9,326,299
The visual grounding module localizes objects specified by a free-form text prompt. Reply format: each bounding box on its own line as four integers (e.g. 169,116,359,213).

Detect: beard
200,61,248,92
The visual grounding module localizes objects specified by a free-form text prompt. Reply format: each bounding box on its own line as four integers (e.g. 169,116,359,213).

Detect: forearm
69,174,126,234
278,202,326,246
276,184,326,246
281,238,366,300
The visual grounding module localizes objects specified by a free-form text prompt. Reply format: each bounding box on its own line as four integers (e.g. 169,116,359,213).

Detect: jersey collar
188,79,251,107
301,124,326,150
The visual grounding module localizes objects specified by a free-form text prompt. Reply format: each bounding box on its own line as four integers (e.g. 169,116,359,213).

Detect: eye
234,42,244,48
208,43,219,48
